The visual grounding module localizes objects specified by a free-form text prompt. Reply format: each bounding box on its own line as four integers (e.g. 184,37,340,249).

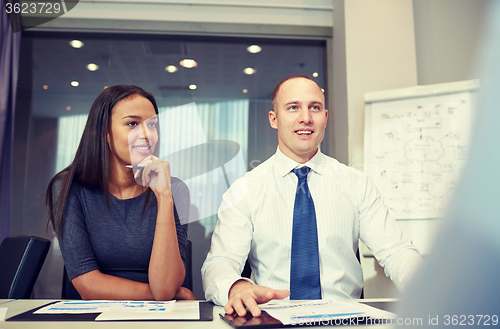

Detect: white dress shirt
202,148,422,306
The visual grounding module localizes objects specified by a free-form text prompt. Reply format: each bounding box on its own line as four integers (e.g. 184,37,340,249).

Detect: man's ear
324,109,328,127
269,110,278,130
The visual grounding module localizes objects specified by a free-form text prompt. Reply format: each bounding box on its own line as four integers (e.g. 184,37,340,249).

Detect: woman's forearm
148,193,185,300
72,270,155,300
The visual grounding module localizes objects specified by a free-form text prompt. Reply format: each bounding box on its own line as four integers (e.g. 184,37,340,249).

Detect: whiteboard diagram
364,80,479,219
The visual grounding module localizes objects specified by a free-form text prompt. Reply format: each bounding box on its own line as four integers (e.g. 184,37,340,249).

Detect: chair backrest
181,240,193,291
0,236,51,299
356,247,364,299
61,266,82,299
241,259,252,279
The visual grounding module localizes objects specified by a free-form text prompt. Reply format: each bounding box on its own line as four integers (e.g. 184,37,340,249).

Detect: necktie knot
293,166,311,181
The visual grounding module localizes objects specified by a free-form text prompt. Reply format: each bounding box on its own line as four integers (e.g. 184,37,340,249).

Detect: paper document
34,300,175,314
260,299,395,325
0,307,8,321
96,301,200,321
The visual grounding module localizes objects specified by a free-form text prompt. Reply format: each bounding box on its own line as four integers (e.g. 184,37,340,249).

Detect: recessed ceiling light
66,106,71,111
165,65,178,73
247,45,262,54
312,72,319,77
69,40,84,48
43,85,48,90
242,89,248,94
71,81,79,87
243,67,256,75
189,84,197,90
180,59,197,68
86,63,99,71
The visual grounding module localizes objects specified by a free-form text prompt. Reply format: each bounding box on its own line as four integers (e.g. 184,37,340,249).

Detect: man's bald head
271,75,324,112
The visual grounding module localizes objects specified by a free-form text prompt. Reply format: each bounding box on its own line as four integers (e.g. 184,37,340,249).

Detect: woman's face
107,95,158,168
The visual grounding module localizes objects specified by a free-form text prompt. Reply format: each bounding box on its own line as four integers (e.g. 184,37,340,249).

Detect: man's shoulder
226,154,276,192
246,154,277,176
317,153,366,178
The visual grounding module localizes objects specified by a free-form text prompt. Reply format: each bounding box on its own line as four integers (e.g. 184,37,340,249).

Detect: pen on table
126,165,144,170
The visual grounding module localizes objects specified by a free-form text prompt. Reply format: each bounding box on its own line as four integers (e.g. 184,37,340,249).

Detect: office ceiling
26,34,326,118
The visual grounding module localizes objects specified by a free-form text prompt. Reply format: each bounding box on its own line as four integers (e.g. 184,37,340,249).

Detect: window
13,32,328,298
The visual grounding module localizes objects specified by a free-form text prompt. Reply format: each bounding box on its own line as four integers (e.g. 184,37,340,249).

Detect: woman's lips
132,145,151,155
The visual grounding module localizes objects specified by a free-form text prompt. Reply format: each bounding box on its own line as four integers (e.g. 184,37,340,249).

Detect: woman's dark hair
46,85,159,238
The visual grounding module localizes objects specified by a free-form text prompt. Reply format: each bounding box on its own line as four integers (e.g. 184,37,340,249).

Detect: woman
46,85,195,300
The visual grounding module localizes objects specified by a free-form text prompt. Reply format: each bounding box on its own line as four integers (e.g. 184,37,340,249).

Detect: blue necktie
290,166,322,300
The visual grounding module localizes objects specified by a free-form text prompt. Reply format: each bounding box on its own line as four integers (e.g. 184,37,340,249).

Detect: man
202,75,422,317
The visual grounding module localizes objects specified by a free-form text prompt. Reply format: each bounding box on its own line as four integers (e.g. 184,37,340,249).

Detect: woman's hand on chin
134,155,172,197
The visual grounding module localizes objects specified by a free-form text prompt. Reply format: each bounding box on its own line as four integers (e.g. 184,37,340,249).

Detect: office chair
0,235,51,299
62,240,193,299
241,259,252,279
356,248,364,299
182,240,193,291
61,266,82,299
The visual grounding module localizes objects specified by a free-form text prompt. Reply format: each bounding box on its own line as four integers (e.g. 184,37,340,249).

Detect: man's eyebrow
309,101,325,107
285,101,300,105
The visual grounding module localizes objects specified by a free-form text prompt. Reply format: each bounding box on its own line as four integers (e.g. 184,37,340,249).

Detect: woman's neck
109,182,145,200
108,160,145,199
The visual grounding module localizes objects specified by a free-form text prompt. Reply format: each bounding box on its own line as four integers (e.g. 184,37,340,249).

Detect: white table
2,299,397,328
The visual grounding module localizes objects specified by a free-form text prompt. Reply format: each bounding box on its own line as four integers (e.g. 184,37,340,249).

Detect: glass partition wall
13,32,327,298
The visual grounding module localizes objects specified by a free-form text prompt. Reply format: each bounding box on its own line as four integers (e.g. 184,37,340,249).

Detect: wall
332,0,418,298
413,0,491,85
58,0,333,29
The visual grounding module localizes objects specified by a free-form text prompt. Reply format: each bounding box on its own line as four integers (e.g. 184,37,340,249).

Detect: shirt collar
274,147,327,177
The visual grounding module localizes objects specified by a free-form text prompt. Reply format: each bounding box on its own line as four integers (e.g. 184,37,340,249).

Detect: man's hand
225,280,290,317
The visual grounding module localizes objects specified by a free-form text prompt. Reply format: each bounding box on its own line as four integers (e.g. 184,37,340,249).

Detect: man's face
269,78,328,163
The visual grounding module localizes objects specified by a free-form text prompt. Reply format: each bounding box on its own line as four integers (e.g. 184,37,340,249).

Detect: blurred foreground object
397,1,500,325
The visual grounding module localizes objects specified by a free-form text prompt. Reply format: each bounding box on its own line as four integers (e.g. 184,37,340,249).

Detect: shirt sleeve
58,183,100,281
201,176,255,306
358,174,423,291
